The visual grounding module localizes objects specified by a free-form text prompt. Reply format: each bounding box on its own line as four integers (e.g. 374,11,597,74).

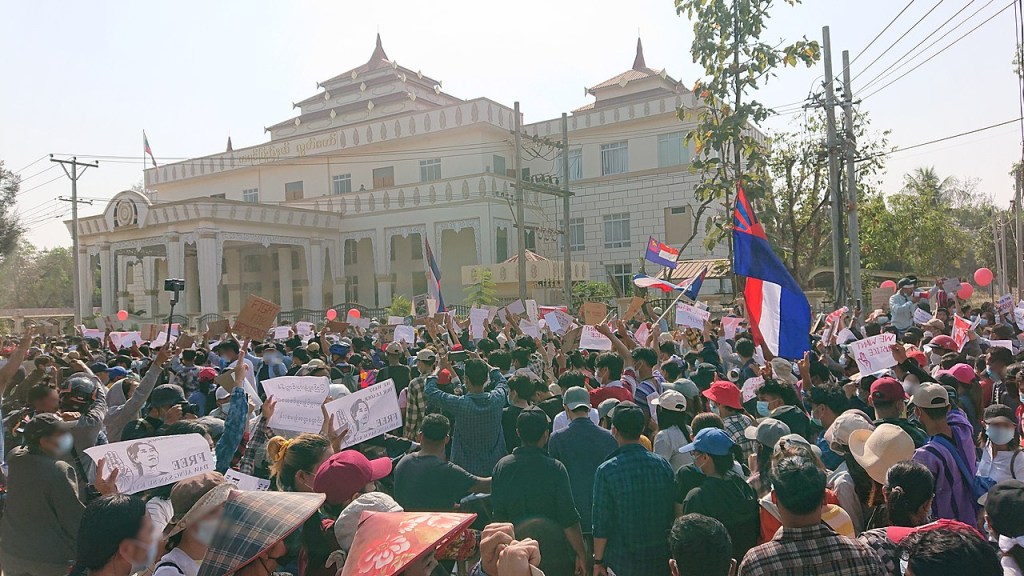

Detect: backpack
929,435,993,501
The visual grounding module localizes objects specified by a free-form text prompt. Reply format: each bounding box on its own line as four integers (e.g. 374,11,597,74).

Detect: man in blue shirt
592,401,675,576
425,353,508,477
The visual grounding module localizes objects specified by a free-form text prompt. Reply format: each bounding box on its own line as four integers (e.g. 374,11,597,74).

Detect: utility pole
1016,168,1023,301
561,113,572,310
52,156,99,326
841,50,862,310
994,211,1004,299
822,27,846,308
1001,213,1010,296
513,102,527,302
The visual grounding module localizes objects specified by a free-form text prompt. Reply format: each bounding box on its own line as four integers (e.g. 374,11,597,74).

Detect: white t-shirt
153,547,201,576
977,444,1024,483
551,409,599,433
653,425,694,472
146,497,174,539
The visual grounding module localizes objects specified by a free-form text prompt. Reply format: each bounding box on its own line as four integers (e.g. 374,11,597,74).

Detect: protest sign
871,287,892,311
324,379,402,449
296,321,314,337
741,376,764,403
525,299,539,323
836,328,858,344
234,296,280,341
848,333,897,375
722,317,743,340
484,305,499,322
561,327,582,352
675,303,710,330
84,433,213,495
634,323,651,347
1015,308,1024,328
998,294,1014,314
141,324,160,342
206,319,230,337
387,316,405,326
350,317,371,330
580,302,607,326
224,469,271,491
543,309,575,335
273,326,292,340
175,333,195,350
990,339,1013,351
615,297,645,323
579,325,613,351
913,308,933,326
951,314,972,352
394,325,416,345
518,319,540,339
379,325,396,343
261,376,330,433
943,277,962,293
469,308,489,340
326,321,349,334
825,306,849,324
506,299,527,317
109,331,143,350
412,294,430,318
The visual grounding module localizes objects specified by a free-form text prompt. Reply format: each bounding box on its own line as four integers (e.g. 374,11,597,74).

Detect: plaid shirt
738,523,886,576
593,443,675,576
239,419,272,476
403,375,428,440
424,368,509,476
724,413,757,464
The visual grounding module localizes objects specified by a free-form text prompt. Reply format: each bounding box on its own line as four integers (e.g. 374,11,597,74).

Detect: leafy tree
0,161,23,261
0,240,73,308
571,280,614,309
675,0,820,250
464,269,499,307
388,294,412,318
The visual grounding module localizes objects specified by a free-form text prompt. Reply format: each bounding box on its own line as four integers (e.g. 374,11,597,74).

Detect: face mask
55,433,73,455
989,425,1015,446
979,319,989,327
810,417,823,427
130,538,158,573
1019,391,1024,405
930,352,944,366
219,402,230,415
708,401,719,415
193,518,219,546
923,331,934,340
756,401,771,417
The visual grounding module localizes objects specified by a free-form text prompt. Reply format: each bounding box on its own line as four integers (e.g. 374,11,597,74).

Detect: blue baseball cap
679,427,735,456
329,344,349,356
106,367,130,382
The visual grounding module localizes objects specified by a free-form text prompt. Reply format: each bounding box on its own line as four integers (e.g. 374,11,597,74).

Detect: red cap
313,450,392,506
869,377,906,406
907,350,927,368
886,519,983,544
438,368,452,386
929,335,957,353
198,367,217,383
702,380,743,410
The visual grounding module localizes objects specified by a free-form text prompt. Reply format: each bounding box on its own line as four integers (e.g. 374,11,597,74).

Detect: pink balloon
348,309,361,319
957,282,974,300
325,308,337,321
974,267,993,287
116,310,128,321
879,280,897,291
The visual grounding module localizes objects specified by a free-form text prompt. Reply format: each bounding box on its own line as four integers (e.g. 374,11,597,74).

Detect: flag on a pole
644,237,679,268
633,274,684,292
682,265,707,301
733,185,810,359
143,130,157,167
425,239,445,313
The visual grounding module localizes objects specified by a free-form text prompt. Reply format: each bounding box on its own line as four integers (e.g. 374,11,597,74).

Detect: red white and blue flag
632,267,706,299
733,185,810,359
425,238,445,313
682,265,707,301
645,237,679,268
143,130,157,168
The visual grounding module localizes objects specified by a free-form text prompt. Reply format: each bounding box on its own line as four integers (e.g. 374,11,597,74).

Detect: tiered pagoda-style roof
574,38,688,113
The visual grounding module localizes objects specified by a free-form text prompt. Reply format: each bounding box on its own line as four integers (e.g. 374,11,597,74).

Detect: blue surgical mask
130,538,158,573
194,518,220,546
987,425,1015,446
55,433,73,455
709,401,720,415
756,401,771,417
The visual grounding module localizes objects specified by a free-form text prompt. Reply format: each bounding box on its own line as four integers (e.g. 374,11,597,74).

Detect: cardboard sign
741,376,764,403
871,287,893,311
175,333,195,349
234,296,281,341
224,469,271,491
634,322,651,347
722,317,743,340
848,333,897,375
543,310,575,335
206,319,230,337
295,321,315,337
326,321,349,334
324,379,402,449
261,376,331,434
141,324,160,342
518,319,540,339
84,433,213,495
579,325,613,351
525,300,539,323
394,325,416,345
675,303,710,330
951,314,972,352
580,302,607,326
379,325,396,343
617,297,645,323
913,308,933,326
561,327,582,352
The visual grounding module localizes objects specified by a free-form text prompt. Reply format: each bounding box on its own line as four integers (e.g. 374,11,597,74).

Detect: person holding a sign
890,277,922,333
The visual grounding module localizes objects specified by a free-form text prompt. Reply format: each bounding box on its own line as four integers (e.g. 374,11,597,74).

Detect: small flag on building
143,130,157,167
425,239,446,313
645,237,679,268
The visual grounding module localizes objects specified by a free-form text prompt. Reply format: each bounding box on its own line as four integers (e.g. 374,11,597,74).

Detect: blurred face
136,443,159,469
33,390,59,414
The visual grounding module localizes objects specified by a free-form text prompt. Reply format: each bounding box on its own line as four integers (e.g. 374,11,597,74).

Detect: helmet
928,335,958,353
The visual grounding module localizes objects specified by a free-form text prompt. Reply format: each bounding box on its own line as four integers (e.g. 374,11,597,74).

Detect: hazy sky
3,0,1021,249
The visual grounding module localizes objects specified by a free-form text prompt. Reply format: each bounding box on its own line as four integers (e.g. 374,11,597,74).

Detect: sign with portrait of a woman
324,379,402,449
84,433,214,494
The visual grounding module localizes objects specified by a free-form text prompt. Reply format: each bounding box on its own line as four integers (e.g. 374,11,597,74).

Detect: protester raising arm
239,395,275,475
215,349,250,473
104,344,171,442
0,328,33,395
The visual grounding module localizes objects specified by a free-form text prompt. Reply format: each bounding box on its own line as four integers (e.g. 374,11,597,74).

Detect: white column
278,247,294,311
141,257,158,315
77,247,92,320
197,231,220,316
307,240,324,310
99,244,114,315
165,234,186,315
376,274,392,307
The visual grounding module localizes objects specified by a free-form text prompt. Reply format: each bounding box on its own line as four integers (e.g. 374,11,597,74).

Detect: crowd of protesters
0,275,1021,575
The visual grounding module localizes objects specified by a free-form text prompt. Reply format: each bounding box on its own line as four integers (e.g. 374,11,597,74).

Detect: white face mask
130,538,158,573
219,402,230,415
193,518,220,546
929,352,944,367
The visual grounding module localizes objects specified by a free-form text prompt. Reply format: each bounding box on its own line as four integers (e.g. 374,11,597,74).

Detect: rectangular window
242,188,259,203
344,239,358,266
496,227,509,262
525,229,536,251
492,155,506,175
601,141,629,175
373,166,395,188
606,263,633,296
409,233,423,260
347,276,359,302
242,254,262,273
242,282,262,296
331,174,352,195
210,193,226,199
271,253,279,271
419,159,441,182
658,131,688,168
285,181,304,201
603,213,631,248
556,148,583,182
569,217,585,251
390,237,398,262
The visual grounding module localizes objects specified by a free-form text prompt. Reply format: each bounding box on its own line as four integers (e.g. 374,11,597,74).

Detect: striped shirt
424,368,509,476
738,523,886,576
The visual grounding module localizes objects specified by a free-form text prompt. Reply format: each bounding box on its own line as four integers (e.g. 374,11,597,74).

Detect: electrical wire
14,164,60,191
861,117,1023,159
16,174,65,196
11,154,49,174
852,0,948,83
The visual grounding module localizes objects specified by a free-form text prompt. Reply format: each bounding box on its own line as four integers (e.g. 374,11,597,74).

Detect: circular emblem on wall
114,199,136,227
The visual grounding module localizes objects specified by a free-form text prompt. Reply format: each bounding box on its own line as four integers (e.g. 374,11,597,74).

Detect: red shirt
590,383,633,407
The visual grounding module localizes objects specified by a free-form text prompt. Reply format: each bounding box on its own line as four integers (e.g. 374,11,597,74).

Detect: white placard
848,333,897,375
543,310,575,335
519,319,540,339
675,303,710,330
741,376,764,403
273,326,291,339
324,379,402,449
525,300,539,323
913,308,932,325
394,325,416,345
722,317,743,340
484,305,499,322
388,316,405,326
469,308,489,340
351,317,371,330
634,323,651,347
1015,308,1024,327
836,328,858,344
261,376,330,433
990,339,1013,351
998,294,1015,314
109,331,143,350
506,299,526,316
579,325,613,351
296,322,314,337
224,468,271,491
84,434,213,495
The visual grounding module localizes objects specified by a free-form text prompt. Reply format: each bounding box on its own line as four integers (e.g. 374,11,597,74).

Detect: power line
852,0,920,64
862,117,1022,159
861,1,1014,100
12,154,49,174
852,0,947,83
14,164,60,190
16,173,65,196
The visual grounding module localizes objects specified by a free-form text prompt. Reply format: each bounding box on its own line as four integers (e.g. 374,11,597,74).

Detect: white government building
72,36,729,324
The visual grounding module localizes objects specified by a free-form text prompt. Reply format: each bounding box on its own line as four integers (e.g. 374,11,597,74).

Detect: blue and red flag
733,185,810,359
645,237,679,268
682,265,707,301
633,274,683,292
425,239,446,313
143,130,157,167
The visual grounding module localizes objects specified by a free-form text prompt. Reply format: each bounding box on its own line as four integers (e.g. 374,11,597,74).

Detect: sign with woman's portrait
84,433,214,494
324,379,402,449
